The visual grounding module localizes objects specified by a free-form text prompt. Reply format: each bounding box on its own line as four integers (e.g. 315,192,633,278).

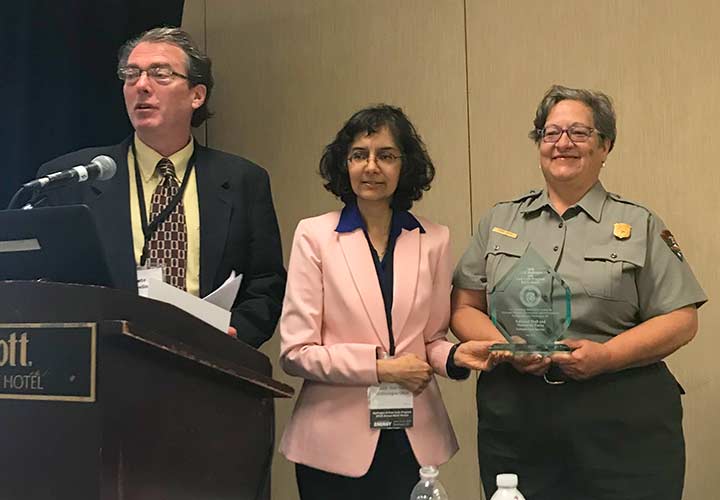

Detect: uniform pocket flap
584,244,645,268
485,237,530,259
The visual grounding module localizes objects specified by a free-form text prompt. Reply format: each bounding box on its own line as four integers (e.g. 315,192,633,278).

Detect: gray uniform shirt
453,182,707,343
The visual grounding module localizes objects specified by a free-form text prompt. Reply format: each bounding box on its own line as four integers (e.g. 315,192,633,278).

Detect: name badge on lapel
368,383,413,429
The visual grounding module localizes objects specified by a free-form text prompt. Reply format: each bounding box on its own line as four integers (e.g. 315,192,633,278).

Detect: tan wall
184,1,719,498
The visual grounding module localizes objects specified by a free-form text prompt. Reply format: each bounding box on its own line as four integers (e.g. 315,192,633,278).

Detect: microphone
25,155,117,190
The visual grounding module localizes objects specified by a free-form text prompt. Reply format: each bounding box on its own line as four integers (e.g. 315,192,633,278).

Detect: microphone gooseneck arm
9,156,118,210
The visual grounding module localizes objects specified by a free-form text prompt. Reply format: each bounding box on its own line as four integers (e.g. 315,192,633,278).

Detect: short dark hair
319,104,435,211
118,26,214,127
529,84,617,152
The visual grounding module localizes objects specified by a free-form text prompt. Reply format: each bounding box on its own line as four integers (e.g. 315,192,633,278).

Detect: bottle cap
419,466,439,479
496,473,518,488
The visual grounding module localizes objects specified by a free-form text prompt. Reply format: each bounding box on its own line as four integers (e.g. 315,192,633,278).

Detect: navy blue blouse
336,204,469,379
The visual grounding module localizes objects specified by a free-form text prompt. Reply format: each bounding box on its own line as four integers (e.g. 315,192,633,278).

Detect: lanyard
132,140,196,266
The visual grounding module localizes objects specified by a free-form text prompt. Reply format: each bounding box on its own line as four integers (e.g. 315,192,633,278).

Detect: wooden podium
0,280,293,500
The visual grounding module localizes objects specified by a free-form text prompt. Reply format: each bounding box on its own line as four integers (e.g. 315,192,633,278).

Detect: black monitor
0,205,115,287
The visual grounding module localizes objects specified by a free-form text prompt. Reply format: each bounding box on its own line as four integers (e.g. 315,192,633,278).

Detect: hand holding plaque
488,246,572,355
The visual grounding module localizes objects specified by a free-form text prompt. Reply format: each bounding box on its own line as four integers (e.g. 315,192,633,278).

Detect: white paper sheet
203,271,243,311
137,270,231,333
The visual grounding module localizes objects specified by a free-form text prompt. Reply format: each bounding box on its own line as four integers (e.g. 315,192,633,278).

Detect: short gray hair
118,26,214,127
529,85,616,152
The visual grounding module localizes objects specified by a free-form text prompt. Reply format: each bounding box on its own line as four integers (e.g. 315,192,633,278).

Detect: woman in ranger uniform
451,85,707,500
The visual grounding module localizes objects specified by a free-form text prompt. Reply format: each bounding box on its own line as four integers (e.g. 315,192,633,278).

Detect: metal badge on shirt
613,223,632,239
368,382,413,429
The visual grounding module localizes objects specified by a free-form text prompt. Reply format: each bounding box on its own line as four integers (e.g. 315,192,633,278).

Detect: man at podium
37,27,286,348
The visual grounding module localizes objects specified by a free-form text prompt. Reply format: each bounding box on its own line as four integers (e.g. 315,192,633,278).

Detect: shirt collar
575,181,608,222
335,203,425,236
133,133,195,182
521,189,552,215
521,181,607,222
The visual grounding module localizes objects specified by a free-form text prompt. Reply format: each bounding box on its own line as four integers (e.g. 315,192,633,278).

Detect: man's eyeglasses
347,150,403,167
538,125,595,144
117,65,189,85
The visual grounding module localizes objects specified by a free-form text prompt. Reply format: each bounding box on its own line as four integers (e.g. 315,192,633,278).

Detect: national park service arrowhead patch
661,229,684,261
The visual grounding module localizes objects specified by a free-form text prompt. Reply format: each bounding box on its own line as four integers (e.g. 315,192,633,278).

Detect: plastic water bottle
489,473,526,500
409,465,449,500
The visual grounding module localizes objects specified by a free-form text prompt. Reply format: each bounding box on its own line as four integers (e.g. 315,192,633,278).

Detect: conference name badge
368,383,413,429
137,266,164,295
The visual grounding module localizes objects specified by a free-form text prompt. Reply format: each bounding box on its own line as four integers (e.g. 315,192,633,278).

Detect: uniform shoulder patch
661,229,684,261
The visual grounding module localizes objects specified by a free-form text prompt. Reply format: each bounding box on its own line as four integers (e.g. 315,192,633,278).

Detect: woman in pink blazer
279,105,501,499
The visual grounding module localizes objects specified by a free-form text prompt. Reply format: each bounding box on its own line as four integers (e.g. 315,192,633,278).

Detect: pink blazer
279,211,459,477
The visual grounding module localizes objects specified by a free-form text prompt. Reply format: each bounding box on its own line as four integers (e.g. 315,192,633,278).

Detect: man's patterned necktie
147,158,188,290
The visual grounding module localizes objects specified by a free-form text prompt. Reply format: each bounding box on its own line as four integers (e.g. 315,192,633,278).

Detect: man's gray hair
118,26,214,127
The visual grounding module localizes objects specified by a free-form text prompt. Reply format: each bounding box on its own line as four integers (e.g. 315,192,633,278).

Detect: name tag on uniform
368,383,413,429
492,227,518,239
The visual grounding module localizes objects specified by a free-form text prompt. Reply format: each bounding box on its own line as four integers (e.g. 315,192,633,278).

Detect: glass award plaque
488,246,572,355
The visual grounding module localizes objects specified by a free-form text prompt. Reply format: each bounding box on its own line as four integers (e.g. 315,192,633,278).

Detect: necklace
370,230,390,260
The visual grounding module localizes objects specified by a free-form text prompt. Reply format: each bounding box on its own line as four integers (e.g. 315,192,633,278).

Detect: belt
542,362,666,385
543,364,570,385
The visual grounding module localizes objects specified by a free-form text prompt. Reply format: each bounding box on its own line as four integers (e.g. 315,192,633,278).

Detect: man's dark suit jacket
38,136,286,348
